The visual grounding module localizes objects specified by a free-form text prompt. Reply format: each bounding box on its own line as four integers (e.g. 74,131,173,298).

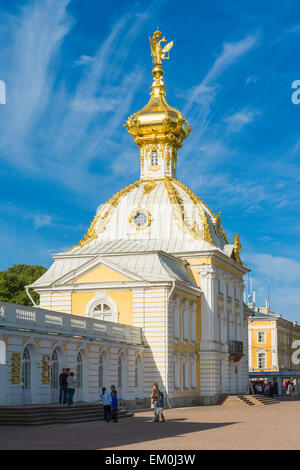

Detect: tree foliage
0,264,47,306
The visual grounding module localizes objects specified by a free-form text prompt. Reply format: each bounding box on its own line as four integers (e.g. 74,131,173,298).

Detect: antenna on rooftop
267,280,270,311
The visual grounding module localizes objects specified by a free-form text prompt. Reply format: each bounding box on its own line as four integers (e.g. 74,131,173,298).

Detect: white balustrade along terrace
0,301,145,346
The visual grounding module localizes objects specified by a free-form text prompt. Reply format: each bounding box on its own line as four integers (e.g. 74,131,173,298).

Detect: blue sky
0,0,300,320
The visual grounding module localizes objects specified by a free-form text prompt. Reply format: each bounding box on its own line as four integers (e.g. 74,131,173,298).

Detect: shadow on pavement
0,414,238,450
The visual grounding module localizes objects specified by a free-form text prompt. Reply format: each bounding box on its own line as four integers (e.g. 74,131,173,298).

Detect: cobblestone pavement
1,402,300,450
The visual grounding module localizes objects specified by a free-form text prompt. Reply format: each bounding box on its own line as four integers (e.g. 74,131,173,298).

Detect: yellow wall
73,264,132,284
250,318,300,372
173,291,201,395
72,292,95,316
71,290,133,324
250,321,272,370
107,290,133,325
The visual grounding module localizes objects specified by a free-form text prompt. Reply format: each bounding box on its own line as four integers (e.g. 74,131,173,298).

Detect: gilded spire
125,29,192,180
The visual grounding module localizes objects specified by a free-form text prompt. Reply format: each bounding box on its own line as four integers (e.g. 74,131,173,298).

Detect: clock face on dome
129,207,152,230
133,211,148,227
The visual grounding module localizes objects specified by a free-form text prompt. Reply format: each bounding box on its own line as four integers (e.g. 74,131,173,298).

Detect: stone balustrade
0,301,144,345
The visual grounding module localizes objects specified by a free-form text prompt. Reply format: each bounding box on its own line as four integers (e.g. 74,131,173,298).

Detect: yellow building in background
248,303,300,394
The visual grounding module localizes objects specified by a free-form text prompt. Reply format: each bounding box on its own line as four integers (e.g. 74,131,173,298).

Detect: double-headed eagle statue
149,28,173,65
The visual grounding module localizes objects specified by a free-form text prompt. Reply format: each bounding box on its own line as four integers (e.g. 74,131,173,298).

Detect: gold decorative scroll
10,352,21,384
42,355,50,385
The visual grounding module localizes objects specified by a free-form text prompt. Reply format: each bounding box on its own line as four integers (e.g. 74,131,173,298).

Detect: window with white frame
99,355,104,389
183,307,189,341
257,331,265,344
151,151,159,166
191,357,196,388
92,303,113,322
0,340,6,365
182,356,189,389
190,304,196,342
173,301,180,339
134,357,138,388
118,357,122,388
174,355,180,389
258,352,266,369
182,359,186,389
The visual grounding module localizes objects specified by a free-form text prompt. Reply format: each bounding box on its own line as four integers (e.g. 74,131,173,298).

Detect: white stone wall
198,265,249,397
132,287,169,399
39,291,72,313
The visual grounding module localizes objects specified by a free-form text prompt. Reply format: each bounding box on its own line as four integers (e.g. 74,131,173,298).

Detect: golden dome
125,29,192,149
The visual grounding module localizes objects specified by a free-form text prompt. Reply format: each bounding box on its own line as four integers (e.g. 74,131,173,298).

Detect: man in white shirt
101,387,112,422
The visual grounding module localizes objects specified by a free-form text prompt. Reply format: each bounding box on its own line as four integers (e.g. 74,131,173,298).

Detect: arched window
76,352,83,389
92,303,113,321
22,346,31,390
191,303,196,342
174,354,180,389
191,356,196,388
50,349,59,389
118,357,122,388
183,307,189,341
0,340,6,364
173,300,180,339
182,359,186,389
134,357,138,388
99,355,104,389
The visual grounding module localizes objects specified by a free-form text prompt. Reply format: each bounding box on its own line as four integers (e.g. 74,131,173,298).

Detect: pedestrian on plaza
59,368,68,404
267,382,273,397
67,372,76,406
156,391,166,422
150,383,161,422
101,387,112,422
111,389,119,423
287,382,293,396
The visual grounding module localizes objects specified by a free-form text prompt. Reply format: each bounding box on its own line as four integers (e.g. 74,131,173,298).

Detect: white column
198,266,220,398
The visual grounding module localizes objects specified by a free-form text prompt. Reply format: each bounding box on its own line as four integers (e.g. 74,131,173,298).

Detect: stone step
0,403,133,426
219,394,279,406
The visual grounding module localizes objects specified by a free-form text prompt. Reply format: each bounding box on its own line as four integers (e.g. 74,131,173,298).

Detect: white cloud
74,55,94,66
32,214,53,229
224,110,259,133
0,0,154,197
249,253,300,285
245,75,258,84
184,34,258,115
245,252,300,320
1,0,73,154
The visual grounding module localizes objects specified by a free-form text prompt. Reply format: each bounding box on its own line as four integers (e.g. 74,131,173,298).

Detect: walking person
67,372,76,406
287,381,293,397
156,391,166,422
111,389,118,423
150,383,161,422
59,368,68,404
101,387,112,422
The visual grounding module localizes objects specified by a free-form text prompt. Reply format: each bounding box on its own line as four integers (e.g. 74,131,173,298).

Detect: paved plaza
0,401,300,450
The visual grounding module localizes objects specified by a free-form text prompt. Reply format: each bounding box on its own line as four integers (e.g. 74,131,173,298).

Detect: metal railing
228,340,244,355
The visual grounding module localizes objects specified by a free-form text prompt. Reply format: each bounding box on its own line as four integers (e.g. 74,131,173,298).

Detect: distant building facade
248,303,300,394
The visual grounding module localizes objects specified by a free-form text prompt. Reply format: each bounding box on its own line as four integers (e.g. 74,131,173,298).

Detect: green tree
0,264,47,306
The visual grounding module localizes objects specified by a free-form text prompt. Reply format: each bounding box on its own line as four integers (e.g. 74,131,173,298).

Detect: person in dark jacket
156,391,166,422
59,368,68,404
111,390,118,423
151,383,161,422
